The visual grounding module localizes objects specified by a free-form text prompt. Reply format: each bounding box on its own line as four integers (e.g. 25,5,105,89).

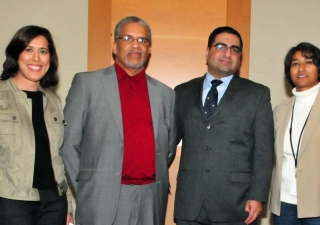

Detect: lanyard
289,103,311,177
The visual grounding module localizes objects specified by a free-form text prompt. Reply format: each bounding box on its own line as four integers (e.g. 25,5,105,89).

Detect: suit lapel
147,75,160,139
211,75,241,118
193,75,207,120
276,97,295,168
195,75,241,120
101,66,124,139
300,91,320,156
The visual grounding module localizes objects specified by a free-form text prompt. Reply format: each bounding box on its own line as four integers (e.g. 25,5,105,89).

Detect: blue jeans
273,202,320,225
0,188,67,225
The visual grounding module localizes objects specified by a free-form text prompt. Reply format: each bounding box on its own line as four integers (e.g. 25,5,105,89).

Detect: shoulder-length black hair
1,25,59,88
284,42,320,87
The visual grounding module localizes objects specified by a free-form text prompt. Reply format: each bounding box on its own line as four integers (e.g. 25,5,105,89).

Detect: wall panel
227,0,251,78
88,0,112,71
93,0,230,88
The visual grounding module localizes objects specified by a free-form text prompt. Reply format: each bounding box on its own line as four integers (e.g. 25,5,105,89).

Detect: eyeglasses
212,43,242,55
116,35,150,46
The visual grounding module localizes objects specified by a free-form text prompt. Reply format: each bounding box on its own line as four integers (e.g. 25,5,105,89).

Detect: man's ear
205,47,209,60
112,42,117,55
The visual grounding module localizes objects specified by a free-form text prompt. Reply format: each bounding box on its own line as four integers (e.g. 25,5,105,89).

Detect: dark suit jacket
174,75,274,223
61,65,176,225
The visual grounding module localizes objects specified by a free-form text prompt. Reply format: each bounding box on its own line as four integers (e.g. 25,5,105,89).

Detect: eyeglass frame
211,43,242,55
116,35,150,46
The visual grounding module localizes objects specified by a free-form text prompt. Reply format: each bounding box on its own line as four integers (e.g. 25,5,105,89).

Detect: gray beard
124,59,145,69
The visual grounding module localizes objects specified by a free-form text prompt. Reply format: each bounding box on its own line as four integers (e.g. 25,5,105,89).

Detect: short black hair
1,25,59,88
207,26,243,52
284,42,320,87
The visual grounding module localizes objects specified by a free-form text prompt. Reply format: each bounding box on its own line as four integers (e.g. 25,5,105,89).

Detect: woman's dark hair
284,42,320,87
1,25,59,88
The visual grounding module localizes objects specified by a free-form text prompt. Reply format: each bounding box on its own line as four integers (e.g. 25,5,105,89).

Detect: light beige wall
0,0,87,216
0,0,88,105
250,0,320,108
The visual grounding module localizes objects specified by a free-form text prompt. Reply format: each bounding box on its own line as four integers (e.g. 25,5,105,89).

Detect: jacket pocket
0,113,18,134
53,115,66,126
228,171,251,183
51,114,65,147
76,170,96,181
52,115,66,135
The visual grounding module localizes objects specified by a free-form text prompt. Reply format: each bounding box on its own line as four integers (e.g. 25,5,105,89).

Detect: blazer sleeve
249,87,275,203
61,73,87,191
174,85,183,146
168,93,177,167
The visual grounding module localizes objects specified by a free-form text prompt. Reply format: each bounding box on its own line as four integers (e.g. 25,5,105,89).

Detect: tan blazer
270,90,320,218
0,78,68,201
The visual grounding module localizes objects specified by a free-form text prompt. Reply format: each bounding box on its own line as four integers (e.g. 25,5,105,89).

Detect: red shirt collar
115,63,146,82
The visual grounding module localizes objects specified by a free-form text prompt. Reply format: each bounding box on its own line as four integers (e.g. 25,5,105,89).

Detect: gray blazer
61,65,176,225
174,75,274,222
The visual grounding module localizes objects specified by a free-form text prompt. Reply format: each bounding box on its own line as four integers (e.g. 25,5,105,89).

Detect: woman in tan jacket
0,26,73,225
270,42,320,224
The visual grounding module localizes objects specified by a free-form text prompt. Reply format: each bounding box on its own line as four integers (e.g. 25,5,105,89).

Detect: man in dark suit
174,26,274,225
61,16,176,225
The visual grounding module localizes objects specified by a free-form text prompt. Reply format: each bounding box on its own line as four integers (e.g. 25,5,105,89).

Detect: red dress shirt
115,63,156,185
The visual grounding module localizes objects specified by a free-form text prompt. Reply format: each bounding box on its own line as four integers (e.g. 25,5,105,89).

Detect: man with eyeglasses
61,16,176,225
174,26,274,225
